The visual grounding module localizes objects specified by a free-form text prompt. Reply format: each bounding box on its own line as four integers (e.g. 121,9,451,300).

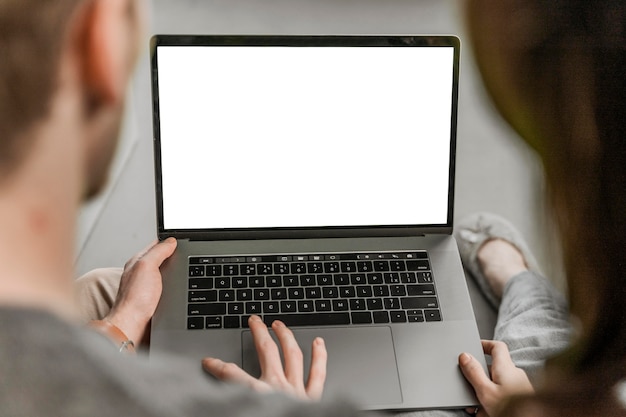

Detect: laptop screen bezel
150,35,460,241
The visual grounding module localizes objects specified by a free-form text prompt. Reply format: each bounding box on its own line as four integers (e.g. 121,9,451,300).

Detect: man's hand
106,238,177,344
202,315,327,401
459,340,534,417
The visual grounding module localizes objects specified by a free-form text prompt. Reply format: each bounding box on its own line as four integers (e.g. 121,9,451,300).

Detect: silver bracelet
119,340,135,353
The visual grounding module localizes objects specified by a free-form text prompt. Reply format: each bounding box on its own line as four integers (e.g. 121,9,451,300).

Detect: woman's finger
305,337,327,400
458,352,492,394
272,320,304,387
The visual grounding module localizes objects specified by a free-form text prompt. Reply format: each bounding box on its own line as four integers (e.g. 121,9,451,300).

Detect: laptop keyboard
186,251,441,330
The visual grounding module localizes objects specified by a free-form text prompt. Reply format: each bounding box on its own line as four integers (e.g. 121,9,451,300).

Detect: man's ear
74,0,136,106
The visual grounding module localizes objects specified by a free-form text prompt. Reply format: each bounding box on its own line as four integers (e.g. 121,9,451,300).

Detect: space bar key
263,313,350,327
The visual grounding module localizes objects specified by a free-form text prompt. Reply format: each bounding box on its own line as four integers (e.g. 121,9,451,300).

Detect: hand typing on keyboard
202,315,327,401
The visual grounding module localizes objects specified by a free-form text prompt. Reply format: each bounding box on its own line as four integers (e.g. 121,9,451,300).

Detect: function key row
189,252,428,265
189,260,431,277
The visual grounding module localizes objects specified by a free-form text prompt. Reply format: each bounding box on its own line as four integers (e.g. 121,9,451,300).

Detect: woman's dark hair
466,0,626,414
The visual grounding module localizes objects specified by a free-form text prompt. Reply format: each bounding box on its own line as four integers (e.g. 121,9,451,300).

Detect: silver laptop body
149,35,486,411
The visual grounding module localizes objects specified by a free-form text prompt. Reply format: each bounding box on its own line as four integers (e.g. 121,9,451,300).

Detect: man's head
0,0,145,198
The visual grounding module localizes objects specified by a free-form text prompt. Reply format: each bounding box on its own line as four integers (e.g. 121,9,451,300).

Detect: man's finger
136,237,177,266
305,337,327,400
272,320,304,387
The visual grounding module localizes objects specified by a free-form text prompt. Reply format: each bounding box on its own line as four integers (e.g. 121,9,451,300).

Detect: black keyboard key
206,265,222,276
263,313,350,327
236,289,252,301
351,312,372,324
406,259,431,271
334,274,350,285
271,288,287,300
332,299,349,311
224,265,239,276
390,260,406,271
390,285,407,296
373,285,389,297
407,284,436,296
400,272,417,283
401,297,439,309
356,286,373,298
315,300,332,312
219,290,235,301
367,273,384,284
249,277,265,287
291,263,307,274
300,275,316,286
274,264,289,274
189,278,213,290
322,287,339,299
357,261,373,272
284,276,299,286
258,264,273,275
298,300,315,312
206,317,222,329
228,302,244,315
317,275,333,286
188,290,217,303
224,316,240,328
240,264,256,275
305,287,322,299
366,298,384,310
215,277,230,288
324,262,340,273
384,273,401,284
390,311,407,323
425,310,442,321
340,261,357,273
417,272,434,283
187,317,205,329
245,302,262,314
288,288,305,299
265,275,283,287
189,265,205,277
281,301,297,313
407,310,425,322
373,311,390,323
374,261,390,272
188,303,226,316
307,263,324,274
350,298,366,310
384,297,400,310
339,286,356,298
232,277,247,288
254,289,270,300
350,274,367,285
263,302,280,313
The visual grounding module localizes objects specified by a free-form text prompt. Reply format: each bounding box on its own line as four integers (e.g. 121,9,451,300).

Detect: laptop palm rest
242,326,402,407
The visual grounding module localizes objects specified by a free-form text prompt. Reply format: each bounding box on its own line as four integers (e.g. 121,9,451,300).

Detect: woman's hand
459,340,534,417
202,315,327,401
106,238,177,344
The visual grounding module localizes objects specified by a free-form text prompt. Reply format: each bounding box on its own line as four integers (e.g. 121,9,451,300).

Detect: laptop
148,34,486,411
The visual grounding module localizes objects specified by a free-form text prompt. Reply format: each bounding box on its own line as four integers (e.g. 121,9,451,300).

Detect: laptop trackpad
242,326,402,407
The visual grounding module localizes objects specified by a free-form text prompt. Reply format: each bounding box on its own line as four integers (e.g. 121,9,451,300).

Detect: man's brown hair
0,0,80,178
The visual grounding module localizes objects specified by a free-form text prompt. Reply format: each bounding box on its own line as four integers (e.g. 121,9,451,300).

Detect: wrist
87,319,136,354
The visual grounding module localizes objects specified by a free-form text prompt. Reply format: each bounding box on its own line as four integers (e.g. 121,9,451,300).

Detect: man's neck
0,117,83,322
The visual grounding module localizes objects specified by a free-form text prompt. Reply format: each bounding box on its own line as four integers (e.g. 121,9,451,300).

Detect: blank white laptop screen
156,45,455,230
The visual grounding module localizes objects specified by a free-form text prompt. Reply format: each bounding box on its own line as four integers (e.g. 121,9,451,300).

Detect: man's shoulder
0,307,361,417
